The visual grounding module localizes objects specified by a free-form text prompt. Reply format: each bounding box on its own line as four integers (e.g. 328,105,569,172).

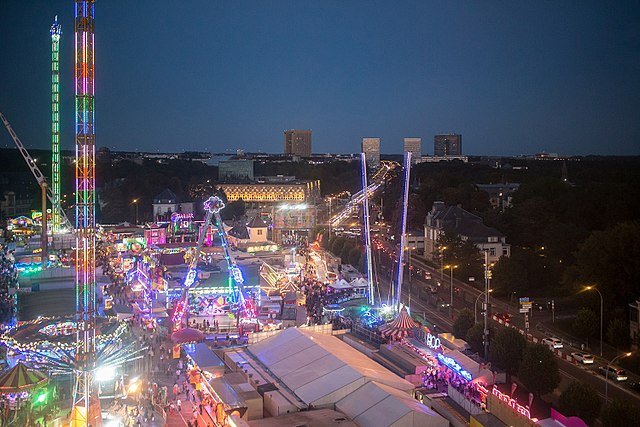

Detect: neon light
426,333,442,351
491,387,532,419
437,353,472,382
50,16,62,233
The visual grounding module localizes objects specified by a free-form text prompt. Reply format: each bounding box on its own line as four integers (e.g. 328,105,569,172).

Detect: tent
336,381,448,427
185,343,225,377
380,306,419,340
0,363,48,393
329,279,352,290
247,327,413,408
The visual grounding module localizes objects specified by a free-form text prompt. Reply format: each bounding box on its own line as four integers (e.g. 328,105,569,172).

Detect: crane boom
0,112,73,230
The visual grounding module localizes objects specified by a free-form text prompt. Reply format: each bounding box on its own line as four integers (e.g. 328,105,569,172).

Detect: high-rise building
284,129,312,157
361,137,381,168
434,134,462,156
403,137,422,163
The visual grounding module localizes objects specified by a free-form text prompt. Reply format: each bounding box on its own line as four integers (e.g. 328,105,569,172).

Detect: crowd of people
0,246,17,324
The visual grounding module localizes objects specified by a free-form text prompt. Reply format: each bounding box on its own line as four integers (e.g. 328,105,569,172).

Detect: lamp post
445,264,457,318
131,199,139,225
440,245,447,282
585,286,603,356
474,289,493,323
604,352,632,402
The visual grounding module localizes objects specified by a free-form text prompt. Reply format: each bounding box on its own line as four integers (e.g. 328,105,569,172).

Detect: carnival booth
380,306,420,341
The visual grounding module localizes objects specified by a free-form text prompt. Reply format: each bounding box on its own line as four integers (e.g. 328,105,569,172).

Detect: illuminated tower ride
72,1,99,425
51,16,62,233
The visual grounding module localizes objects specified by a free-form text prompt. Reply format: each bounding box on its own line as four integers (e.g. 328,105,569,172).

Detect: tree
491,255,528,298
453,309,475,339
489,327,527,378
466,323,485,354
331,237,347,256
518,343,560,397
601,398,640,427
572,308,598,347
348,247,361,268
607,318,631,349
558,381,602,425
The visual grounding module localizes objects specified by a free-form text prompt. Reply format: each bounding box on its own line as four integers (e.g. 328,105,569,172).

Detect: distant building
418,156,468,163
218,159,254,182
227,216,277,253
152,188,194,222
361,138,381,168
284,129,312,157
424,201,510,265
403,137,422,163
475,183,520,211
218,178,321,207
0,191,34,220
434,134,462,157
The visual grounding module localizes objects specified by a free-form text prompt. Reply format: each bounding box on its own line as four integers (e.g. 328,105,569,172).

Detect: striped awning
380,305,420,340
0,363,48,393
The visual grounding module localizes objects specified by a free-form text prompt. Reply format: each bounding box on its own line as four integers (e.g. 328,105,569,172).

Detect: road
329,162,394,228
374,255,640,407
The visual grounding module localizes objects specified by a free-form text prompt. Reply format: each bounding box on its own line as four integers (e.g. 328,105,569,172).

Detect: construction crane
1,112,73,268
171,195,255,330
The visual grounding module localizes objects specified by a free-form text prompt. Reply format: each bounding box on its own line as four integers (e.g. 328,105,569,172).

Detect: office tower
284,129,312,157
361,137,381,168
434,134,462,156
403,137,422,163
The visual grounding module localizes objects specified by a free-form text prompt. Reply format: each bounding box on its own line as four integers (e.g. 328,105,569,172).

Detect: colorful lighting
436,353,472,382
50,16,62,233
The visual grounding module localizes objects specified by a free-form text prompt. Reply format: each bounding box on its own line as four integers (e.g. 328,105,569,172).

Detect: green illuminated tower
50,16,62,233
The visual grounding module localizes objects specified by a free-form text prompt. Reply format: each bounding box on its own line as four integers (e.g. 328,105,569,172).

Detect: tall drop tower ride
50,16,62,233
72,1,99,425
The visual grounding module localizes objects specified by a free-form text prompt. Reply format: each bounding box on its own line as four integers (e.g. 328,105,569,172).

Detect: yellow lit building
218,179,320,205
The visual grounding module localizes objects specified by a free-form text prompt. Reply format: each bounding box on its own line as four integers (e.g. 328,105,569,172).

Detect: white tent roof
350,278,368,288
336,381,449,427
330,279,352,290
248,327,413,407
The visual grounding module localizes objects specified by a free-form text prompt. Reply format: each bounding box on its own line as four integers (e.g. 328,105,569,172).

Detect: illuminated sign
279,204,308,210
426,333,442,351
491,386,531,419
437,353,472,382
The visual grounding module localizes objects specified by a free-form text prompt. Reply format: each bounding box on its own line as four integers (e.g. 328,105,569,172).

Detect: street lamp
604,351,632,402
439,245,448,282
131,199,139,225
444,264,458,318
585,285,603,356
474,289,494,323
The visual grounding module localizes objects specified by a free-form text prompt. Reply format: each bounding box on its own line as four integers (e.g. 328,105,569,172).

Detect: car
542,337,564,349
598,366,628,382
494,313,511,325
571,352,594,364
628,382,640,393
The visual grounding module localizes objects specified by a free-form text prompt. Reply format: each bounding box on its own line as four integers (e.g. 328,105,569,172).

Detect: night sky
1,1,638,156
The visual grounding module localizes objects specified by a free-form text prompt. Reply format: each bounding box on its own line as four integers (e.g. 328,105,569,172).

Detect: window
488,236,498,243
503,247,509,256
257,229,263,235
489,248,496,256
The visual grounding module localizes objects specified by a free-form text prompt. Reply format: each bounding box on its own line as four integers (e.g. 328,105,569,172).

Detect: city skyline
1,1,639,156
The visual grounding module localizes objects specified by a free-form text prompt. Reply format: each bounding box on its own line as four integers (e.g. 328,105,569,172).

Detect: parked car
542,337,564,349
571,352,594,364
598,366,628,382
494,313,511,325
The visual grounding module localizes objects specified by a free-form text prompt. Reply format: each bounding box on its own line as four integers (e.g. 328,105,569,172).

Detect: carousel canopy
0,363,48,393
171,327,205,344
380,306,420,340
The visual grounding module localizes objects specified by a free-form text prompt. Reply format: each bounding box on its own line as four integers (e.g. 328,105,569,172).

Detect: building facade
284,129,312,157
403,137,422,163
218,179,321,206
424,201,510,265
434,134,462,156
475,183,520,211
218,159,254,182
361,137,381,168
152,188,195,222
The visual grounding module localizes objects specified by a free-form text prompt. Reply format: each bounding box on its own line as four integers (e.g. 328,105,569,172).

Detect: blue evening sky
1,1,638,155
